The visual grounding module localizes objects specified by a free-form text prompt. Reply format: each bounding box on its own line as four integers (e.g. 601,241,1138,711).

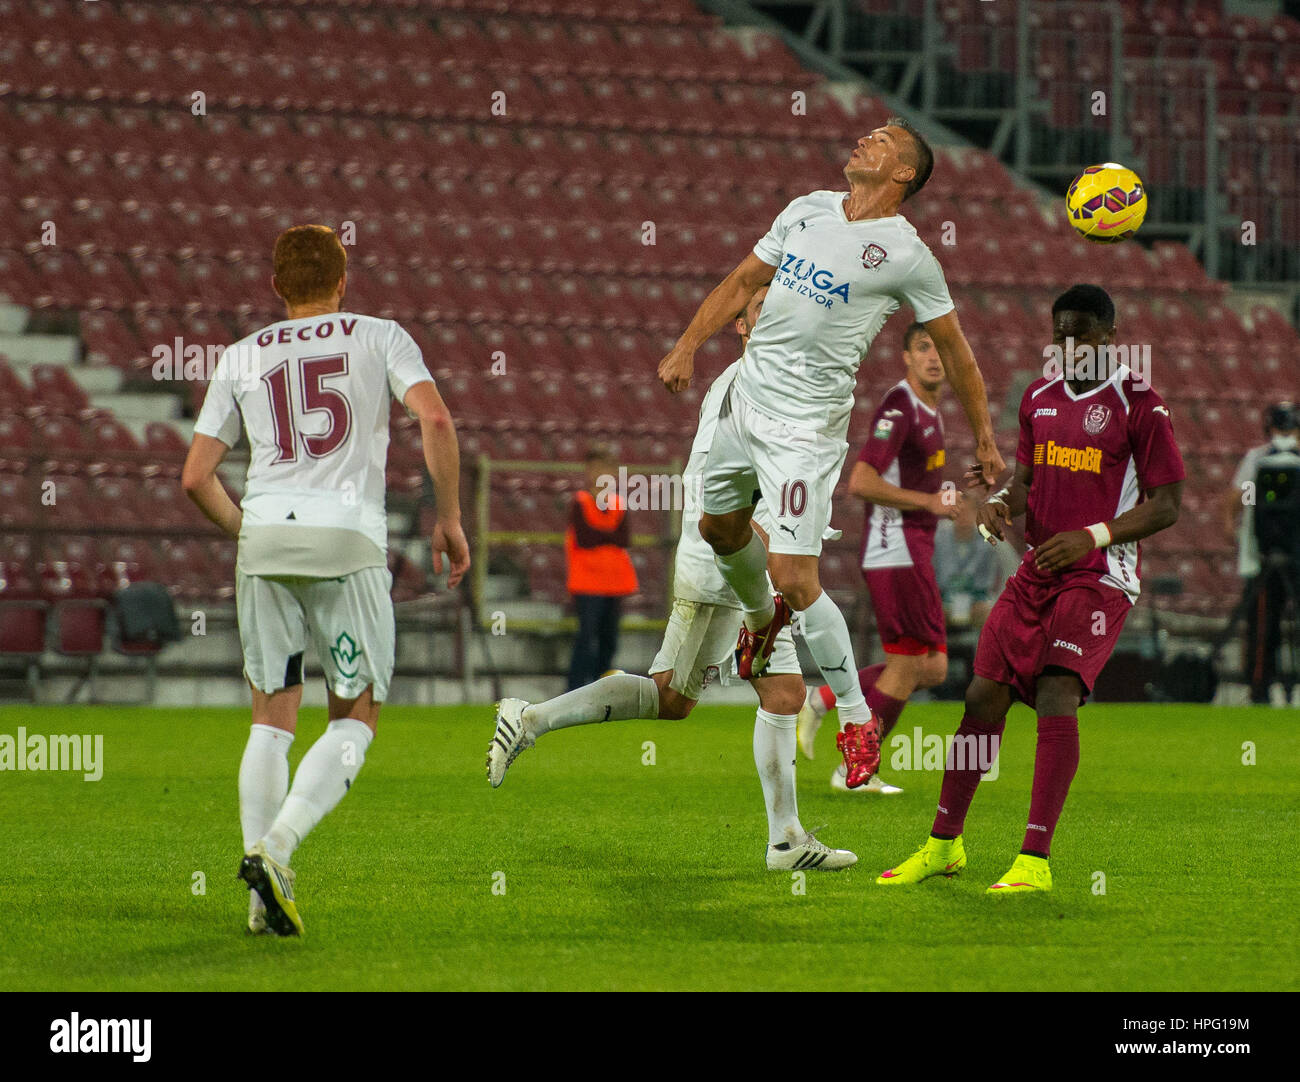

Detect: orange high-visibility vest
565,489,638,597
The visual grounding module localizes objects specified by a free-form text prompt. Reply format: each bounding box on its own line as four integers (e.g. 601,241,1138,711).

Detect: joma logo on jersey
1034,440,1102,473
926,448,945,470
777,252,851,306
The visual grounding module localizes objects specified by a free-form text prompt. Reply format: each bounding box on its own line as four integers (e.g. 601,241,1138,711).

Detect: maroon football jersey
1016,368,1185,600
859,379,946,569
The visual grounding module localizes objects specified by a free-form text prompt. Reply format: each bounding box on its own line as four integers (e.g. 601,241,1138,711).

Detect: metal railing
471,453,682,634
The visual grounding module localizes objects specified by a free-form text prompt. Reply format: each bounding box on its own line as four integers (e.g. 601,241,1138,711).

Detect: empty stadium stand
843,0,1299,280
0,0,1297,693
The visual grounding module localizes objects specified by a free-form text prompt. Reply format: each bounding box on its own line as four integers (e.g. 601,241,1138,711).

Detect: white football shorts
699,386,849,556
236,566,396,702
650,596,800,701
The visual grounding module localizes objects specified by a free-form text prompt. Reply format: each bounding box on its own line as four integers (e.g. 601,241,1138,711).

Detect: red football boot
734,595,792,680
835,716,881,788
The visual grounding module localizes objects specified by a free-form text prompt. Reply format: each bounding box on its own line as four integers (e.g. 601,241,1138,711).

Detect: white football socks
239,723,293,852
798,591,870,727
524,673,661,734
754,709,803,846
240,723,293,923
713,530,775,630
262,718,373,867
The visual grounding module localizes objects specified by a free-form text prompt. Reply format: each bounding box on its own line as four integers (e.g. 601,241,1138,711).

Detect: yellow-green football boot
986,853,1052,894
876,835,966,885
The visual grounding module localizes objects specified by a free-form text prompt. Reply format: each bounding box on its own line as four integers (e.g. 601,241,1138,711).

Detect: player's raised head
1051,283,1116,345
845,117,934,202
902,321,944,391
734,284,769,343
273,224,347,310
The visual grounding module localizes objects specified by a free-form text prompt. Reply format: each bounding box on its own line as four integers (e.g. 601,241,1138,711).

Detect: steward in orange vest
565,489,638,597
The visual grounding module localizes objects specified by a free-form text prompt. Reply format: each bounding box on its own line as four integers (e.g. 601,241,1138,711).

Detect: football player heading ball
657,117,1004,788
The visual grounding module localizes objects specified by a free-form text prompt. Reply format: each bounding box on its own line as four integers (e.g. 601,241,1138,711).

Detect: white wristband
1086,522,1112,549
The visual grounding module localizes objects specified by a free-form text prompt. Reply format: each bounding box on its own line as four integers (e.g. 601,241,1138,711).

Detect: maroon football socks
1020,715,1079,858
931,714,1005,838
859,663,906,738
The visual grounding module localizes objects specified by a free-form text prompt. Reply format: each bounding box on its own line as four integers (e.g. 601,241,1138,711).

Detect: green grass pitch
1,702,1295,991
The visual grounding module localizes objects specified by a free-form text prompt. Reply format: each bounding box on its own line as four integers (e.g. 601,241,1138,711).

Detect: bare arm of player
1220,481,1243,544
405,381,471,589
657,252,776,393
976,459,1031,544
181,433,241,540
922,310,1005,484
1034,480,1183,573
848,461,957,519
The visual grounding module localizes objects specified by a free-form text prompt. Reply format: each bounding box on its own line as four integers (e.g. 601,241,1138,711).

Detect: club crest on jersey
861,243,888,269
1082,403,1112,436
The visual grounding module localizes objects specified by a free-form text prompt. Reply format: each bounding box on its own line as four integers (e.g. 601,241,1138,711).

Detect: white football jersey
194,311,433,575
737,190,954,434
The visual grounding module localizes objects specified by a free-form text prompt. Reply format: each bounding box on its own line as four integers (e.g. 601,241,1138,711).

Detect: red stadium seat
0,361,29,412
0,599,48,695
53,598,107,656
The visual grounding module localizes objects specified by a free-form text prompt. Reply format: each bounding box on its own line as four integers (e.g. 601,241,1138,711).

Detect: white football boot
238,842,303,937
766,831,857,871
795,688,825,760
831,763,903,794
486,698,534,788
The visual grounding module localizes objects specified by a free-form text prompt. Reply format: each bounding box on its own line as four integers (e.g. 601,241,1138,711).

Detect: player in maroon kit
796,322,958,793
877,285,1184,892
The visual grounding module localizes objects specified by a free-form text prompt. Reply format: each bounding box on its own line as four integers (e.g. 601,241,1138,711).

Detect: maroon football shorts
864,563,947,656
973,565,1132,706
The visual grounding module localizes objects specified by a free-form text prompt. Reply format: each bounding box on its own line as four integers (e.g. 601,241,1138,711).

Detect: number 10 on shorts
778,480,808,517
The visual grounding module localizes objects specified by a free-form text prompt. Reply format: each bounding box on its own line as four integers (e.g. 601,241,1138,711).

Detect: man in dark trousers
565,447,638,689
1222,401,1300,705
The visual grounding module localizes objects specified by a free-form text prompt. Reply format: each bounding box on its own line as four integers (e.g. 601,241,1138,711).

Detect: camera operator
1222,402,1300,705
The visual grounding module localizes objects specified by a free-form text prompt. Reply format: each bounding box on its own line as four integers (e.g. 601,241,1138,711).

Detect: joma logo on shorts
1052,638,1083,656
1034,440,1102,473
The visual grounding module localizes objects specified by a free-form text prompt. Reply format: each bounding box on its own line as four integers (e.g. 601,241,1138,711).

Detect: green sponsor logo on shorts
330,631,363,679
